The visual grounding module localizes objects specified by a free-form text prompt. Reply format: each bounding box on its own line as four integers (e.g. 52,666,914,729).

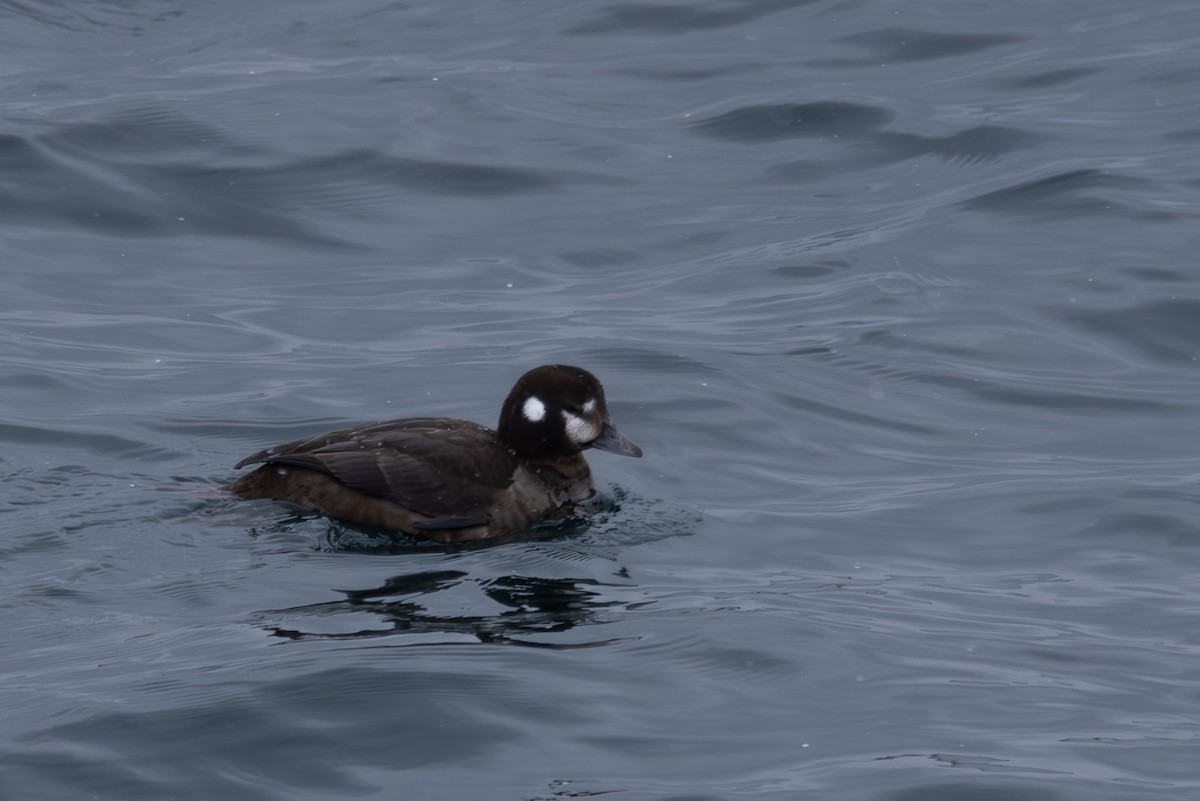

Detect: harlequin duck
230,365,642,543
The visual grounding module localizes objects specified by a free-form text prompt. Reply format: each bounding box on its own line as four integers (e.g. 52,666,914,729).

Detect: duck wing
235,418,517,525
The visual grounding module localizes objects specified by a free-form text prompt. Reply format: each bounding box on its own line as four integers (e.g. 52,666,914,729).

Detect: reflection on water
248,488,696,648
260,570,633,647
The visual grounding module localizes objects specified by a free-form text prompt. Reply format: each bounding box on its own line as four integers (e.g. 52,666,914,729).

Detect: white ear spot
583,397,597,414
522,396,546,422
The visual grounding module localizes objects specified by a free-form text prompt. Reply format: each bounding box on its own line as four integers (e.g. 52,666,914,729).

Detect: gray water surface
3,1,1199,799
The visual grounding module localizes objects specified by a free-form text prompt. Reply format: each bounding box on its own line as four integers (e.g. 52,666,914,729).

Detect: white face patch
522,395,546,423
583,397,597,414
563,411,601,445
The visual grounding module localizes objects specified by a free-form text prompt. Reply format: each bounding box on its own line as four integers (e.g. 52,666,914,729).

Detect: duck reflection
261,569,631,647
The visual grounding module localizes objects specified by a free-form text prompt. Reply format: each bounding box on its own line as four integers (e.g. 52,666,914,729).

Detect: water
3,1,1199,798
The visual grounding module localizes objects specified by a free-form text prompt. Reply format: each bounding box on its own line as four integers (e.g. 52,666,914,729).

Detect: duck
229,364,642,543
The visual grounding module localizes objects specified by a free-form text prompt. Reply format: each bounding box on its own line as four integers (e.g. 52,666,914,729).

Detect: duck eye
563,403,582,415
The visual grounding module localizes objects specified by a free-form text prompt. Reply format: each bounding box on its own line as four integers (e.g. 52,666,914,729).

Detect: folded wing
235,418,517,526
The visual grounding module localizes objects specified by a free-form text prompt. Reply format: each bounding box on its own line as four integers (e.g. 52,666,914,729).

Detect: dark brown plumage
229,365,642,543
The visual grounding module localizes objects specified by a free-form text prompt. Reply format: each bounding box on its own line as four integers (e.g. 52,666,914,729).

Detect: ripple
1056,298,1200,367
959,169,1174,221
877,776,1071,799
0,0,168,36
911,372,1183,415
995,66,1103,89
0,121,356,248
43,106,241,159
0,422,161,458
565,0,815,36
6,108,624,249
831,27,1021,63
10,666,518,798
692,101,892,142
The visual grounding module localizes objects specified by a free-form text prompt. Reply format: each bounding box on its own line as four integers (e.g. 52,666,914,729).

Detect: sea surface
3,1,1199,799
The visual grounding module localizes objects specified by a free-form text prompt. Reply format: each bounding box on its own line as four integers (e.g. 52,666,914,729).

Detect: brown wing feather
236,418,517,524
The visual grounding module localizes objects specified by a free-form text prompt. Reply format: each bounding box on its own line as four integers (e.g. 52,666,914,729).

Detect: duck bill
590,420,643,458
